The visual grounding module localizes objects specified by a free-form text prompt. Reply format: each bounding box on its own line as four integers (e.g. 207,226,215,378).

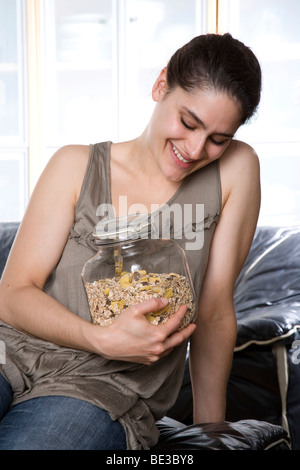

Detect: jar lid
93,213,152,243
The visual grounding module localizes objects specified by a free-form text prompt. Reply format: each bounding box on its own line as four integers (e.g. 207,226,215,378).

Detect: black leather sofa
166,225,300,450
0,222,295,450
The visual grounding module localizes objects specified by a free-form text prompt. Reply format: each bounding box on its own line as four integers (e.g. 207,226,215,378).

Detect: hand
93,297,196,365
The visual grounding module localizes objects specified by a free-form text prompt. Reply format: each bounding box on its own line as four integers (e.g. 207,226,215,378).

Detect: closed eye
180,117,195,131
209,137,229,146
181,116,232,146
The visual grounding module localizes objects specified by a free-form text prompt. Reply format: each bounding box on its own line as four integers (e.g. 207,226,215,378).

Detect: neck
110,134,181,216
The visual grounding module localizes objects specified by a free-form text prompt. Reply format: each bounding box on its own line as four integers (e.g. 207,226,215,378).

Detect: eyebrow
182,106,234,138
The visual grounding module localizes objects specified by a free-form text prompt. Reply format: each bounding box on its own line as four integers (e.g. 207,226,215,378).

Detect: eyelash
210,137,227,146
180,117,195,131
180,118,227,146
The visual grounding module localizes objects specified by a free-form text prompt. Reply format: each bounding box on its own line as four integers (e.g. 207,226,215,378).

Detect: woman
0,33,261,449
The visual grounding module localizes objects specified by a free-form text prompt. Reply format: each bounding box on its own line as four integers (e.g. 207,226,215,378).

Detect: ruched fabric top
0,142,221,449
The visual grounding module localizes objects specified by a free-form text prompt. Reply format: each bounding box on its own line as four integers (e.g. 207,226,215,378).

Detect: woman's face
146,69,242,183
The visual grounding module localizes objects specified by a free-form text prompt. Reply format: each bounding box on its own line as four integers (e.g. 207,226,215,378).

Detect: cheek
157,107,182,137
163,119,181,138
206,142,231,161
205,145,222,161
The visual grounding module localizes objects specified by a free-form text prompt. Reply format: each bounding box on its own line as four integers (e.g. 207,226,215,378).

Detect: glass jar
81,214,196,330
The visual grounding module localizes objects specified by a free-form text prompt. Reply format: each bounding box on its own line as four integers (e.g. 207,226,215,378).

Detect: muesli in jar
84,270,195,331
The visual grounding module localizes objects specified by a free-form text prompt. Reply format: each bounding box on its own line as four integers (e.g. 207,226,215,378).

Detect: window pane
231,0,300,143
0,0,27,221
0,71,19,136
259,151,300,226
0,0,24,139
123,0,205,139
0,153,27,222
43,0,115,146
0,0,18,62
222,0,300,226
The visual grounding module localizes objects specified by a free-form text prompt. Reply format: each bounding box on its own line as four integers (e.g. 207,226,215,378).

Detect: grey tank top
0,142,221,449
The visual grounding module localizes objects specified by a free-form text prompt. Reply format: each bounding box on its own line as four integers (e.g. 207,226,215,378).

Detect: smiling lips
170,142,194,168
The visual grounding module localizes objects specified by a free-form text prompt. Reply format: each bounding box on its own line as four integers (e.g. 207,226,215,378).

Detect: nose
184,134,206,160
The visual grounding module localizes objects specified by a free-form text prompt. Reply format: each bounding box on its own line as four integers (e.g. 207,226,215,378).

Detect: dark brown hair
166,33,262,125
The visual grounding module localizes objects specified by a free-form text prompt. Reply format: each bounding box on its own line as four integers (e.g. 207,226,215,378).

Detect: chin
163,167,188,183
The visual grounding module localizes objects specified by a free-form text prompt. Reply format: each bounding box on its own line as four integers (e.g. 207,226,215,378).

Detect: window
0,0,27,221
0,0,206,222
218,0,300,226
1,0,299,227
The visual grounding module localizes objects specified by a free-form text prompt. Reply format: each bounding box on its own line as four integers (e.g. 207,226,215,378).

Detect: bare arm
190,141,261,423
0,145,195,365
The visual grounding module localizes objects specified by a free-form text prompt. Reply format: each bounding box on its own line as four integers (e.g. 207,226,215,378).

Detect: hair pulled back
166,33,262,125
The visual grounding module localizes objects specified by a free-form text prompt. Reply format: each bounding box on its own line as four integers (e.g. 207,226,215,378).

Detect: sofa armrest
155,417,290,450
234,226,300,349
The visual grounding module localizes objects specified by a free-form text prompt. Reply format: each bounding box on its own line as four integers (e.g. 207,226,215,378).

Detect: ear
152,67,168,102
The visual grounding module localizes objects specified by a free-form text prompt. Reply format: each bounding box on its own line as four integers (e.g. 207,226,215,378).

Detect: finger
148,321,196,361
164,322,197,351
160,304,189,333
128,297,169,318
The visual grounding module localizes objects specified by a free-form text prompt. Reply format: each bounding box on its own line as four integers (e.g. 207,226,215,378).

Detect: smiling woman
144,80,242,182
0,33,262,450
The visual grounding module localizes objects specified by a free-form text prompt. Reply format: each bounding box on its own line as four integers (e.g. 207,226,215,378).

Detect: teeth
172,145,190,163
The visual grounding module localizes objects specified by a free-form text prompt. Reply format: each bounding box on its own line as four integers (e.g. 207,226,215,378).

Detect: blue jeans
0,374,127,450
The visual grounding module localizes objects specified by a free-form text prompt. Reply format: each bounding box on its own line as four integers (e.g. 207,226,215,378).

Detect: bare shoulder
220,139,260,175
39,144,91,202
3,145,91,286
219,139,260,206
48,144,90,173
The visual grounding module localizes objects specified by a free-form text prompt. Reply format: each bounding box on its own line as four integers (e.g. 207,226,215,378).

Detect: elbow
197,299,236,325
194,303,237,343
0,279,27,327
0,279,14,324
